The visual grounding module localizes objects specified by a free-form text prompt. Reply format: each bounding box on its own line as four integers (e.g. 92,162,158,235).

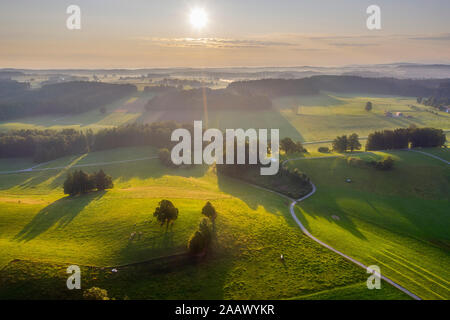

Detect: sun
190,8,208,29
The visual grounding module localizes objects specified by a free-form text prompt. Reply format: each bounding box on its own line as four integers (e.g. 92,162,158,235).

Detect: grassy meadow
274,93,450,142
287,149,450,300
0,91,448,300
0,146,410,299
1,91,448,144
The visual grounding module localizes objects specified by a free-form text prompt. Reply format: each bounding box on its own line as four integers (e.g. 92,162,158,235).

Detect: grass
287,149,450,300
1,92,448,145
274,93,450,142
0,92,154,133
0,146,409,299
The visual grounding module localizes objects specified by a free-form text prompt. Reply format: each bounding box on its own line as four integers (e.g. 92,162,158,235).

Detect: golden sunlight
189,8,208,29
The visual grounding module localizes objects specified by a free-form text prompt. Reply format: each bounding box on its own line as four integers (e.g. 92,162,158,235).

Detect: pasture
0,146,409,299
288,149,450,300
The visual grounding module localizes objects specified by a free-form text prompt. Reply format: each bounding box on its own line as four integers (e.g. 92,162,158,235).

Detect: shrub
83,287,110,300
347,157,365,168
158,148,172,167
318,147,329,153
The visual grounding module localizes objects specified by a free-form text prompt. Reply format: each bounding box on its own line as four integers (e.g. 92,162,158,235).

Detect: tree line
366,127,446,150
0,122,192,163
330,128,446,153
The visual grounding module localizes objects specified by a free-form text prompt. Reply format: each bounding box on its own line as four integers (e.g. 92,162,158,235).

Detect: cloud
409,33,450,41
330,42,379,47
136,37,296,49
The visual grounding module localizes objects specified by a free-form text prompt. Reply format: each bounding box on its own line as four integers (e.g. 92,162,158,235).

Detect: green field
274,93,450,142
0,91,448,300
0,146,411,299
1,92,448,144
0,93,154,133
288,149,450,300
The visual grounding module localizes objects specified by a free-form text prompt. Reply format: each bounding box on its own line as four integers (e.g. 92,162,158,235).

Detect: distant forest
228,76,450,99
0,80,136,120
145,87,272,111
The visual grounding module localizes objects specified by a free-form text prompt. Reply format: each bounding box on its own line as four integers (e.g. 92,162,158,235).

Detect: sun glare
190,8,208,29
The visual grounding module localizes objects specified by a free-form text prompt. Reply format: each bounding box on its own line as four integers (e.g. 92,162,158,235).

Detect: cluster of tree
332,133,362,153
0,122,192,163
145,87,272,112
280,137,306,154
153,200,179,229
188,218,213,256
347,156,394,171
366,127,446,150
188,202,217,256
365,101,373,112
63,169,113,196
0,81,136,120
317,146,330,153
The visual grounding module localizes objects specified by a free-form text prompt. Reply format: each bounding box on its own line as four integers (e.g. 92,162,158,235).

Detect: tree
153,200,179,228
280,137,305,154
188,218,212,255
94,169,113,191
365,101,373,112
280,137,297,154
63,172,75,195
332,135,348,153
83,287,110,300
158,148,172,167
348,133,362,152
201,201,217,222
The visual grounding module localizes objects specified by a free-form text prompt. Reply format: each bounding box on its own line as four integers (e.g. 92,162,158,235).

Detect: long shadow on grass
14,191,106,242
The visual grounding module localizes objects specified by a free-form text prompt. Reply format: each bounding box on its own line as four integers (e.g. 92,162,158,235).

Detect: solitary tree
280,137,297,154
348,133,362,152
365,101,373,112
332,135,348,153
153,200,179,228
201,201,217,222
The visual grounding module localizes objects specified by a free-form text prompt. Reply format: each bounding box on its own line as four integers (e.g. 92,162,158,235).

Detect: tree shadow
296,194,368,241
216,173,287,215
14,191,106,242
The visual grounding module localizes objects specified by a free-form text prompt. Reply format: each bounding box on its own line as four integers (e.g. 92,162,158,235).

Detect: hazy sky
1,0,449,68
